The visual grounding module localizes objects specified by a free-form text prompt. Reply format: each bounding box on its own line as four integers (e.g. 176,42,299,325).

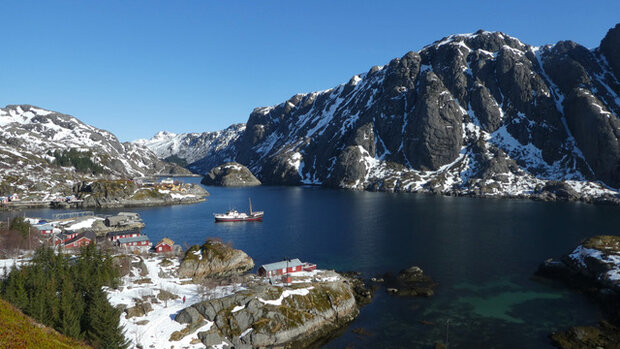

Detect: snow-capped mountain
134,124,245,170
198,24,620,202
0,105,188,198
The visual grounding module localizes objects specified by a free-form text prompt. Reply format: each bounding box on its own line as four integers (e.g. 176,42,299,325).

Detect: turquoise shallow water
15,179,620,348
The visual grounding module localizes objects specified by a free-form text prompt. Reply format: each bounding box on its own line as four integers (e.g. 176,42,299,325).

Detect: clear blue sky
2,1,618,141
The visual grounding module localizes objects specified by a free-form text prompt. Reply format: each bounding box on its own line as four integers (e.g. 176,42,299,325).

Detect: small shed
155,237,174,253
117,235,150,247
9,193,19,201
258,259,304,277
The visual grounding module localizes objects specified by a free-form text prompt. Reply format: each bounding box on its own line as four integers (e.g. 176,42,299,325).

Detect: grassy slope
0,298,91,349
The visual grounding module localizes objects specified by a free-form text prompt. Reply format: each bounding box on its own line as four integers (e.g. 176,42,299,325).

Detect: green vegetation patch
52,149,105,175
0,298,91,349
1,245,127,348
582,235,620,253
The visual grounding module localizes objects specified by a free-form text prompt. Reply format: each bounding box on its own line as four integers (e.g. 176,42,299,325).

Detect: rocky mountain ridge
183,24,620,202
0,104,189,200
134,124,245,169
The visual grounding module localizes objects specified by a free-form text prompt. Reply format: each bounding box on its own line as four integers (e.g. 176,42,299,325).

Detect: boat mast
249,197,253,215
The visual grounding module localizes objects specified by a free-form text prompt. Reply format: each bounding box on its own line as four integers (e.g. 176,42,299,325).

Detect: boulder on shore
201,162,261,187
177,239,254,279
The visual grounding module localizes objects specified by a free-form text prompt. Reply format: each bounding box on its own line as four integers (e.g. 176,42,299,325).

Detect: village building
155,237,174,253
160,178,174,185
106,230,141,242
8,193,19,201
33,223,54,235
0,197,7,205
105,212,141,227
117,235,151,248
105,215,132,227
258,259,307,277
63,231,96,249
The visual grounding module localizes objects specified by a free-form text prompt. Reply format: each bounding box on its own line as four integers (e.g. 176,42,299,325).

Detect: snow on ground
0,257,30,278
258,287,314,306
105,255,241,349
63,217,103,230
569,245,620,284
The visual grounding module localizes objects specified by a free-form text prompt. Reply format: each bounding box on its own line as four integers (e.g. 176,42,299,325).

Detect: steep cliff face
193,25,620,202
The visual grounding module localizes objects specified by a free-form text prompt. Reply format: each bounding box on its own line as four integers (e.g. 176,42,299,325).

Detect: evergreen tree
58,276,83,339
2,266,28,309
86,288,127,349
9,217,30,239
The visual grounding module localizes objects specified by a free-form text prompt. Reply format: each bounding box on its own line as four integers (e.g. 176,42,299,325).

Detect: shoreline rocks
201,162,261,187
535,235,620,348
174,271,368,349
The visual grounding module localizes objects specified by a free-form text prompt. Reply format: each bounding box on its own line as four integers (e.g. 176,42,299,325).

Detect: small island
201,162,261,187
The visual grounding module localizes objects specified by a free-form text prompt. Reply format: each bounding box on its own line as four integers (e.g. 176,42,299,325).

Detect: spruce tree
86,288,127,349
58,276,83,339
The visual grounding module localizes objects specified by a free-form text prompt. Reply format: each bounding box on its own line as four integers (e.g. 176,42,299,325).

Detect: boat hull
215,217,263,222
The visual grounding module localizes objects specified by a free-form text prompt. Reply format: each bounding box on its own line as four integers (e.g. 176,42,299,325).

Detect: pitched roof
106,229,141,237
156,237,174,246
117,235,150,244
64,231,96,246
260,259,302,272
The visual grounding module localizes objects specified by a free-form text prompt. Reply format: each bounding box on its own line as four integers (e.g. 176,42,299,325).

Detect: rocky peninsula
105,239,370,349
72,179,208,208
536,235,620,348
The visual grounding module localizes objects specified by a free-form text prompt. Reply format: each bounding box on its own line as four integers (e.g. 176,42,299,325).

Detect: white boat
214,198,263,222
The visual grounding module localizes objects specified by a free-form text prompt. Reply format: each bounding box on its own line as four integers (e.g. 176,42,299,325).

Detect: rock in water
177,239,254,279
384,265,438,297
201,162,261,187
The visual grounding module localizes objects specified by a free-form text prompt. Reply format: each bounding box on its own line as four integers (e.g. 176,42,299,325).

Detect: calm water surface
18,178,620,348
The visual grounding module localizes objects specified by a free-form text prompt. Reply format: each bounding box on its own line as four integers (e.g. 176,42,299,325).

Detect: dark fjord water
20,178,620,348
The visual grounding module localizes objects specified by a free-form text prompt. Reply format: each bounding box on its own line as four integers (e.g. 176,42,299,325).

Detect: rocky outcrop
188,25,620,203
536,235,620,348
550,321,620,349
177,239,254,279
383,265,438,297
73,179,208,208
201,162,261,187
174,273,362,348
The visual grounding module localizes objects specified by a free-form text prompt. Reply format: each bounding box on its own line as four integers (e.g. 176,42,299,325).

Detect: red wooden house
106,230,141,242
258,259,304,277
63,231,95,249
33,224,54,235
117,235,150,248
155,238,174,253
